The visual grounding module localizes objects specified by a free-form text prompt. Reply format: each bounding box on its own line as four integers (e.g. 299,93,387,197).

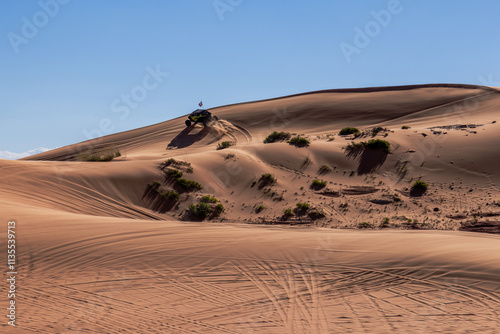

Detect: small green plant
380,217,390,228
310,179,327,190
255,204,265,213
217,141,233,150
263,131,291,143
177,178,203,190
166,169,183,179
201,195,218,203
402,125,410,129
288,136,310,147
283,208,295,218
358,222,372,228
339,127,360,136
319,164,332,174
189,202,212,218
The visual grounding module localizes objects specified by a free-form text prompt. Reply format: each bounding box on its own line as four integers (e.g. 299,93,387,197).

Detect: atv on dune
185,109,218,127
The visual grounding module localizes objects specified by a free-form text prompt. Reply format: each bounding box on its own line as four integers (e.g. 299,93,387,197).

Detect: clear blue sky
1,0,499,158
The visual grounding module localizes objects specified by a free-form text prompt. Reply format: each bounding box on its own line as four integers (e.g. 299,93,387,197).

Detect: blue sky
1,0,499,158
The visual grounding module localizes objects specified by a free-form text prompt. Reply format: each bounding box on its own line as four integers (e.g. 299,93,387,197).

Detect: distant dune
2,84,500,333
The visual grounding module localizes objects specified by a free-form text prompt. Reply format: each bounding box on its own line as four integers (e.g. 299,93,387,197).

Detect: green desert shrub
201,195,218,203
365,139,391,153
255,204,265,213
295,202,311,211
283,208,295,218
263,131,291,143
163,158,191,168
310,179,327,190
214,203,225,212
288,136,310,147
177,178,203,190
189,202,212,218
148,181,161,189
159,190,180,201
319,164,332,174
339,127,360,135
259,173,277,186
412,180,428,191
358,222,372,228
308,209,326,220
401,125,410,129
217,141,233,150
165,169,183,179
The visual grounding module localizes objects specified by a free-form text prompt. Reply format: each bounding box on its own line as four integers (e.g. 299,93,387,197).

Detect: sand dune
2,84,500,332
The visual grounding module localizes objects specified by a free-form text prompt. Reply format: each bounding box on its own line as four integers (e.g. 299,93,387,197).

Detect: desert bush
215,203,225,212
148,181,161,189
255,204,265,213
224,153,235,160
159,190,180,201
380,217,390,228
295,202,311,211
217,141,233,150
283,208,295,218
339,127,360,135
319,164,332,174
358,222,372,228
259,173,277,186
288,136,310,147
201,195,218,203
365,139,391,153
189,202,212,218
263,131,291,143
165,169,183,179
163,158,191,168
310,179,327,190
177,178,203,190
308,209,326,220
78,146,121,162
401,125,410,129
371,127,387,136
412,180,428,191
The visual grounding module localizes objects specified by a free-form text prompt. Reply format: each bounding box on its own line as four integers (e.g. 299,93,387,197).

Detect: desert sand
2,83,500,333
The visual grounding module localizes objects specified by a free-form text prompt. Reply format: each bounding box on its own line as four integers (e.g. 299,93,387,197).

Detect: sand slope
2,84,500,332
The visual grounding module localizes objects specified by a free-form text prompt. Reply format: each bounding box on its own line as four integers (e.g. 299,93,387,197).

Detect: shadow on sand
167,125,211,149
345,145,388,175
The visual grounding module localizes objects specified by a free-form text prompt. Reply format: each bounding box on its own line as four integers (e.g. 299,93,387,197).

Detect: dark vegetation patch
263,131,291,143
288,136,310,147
